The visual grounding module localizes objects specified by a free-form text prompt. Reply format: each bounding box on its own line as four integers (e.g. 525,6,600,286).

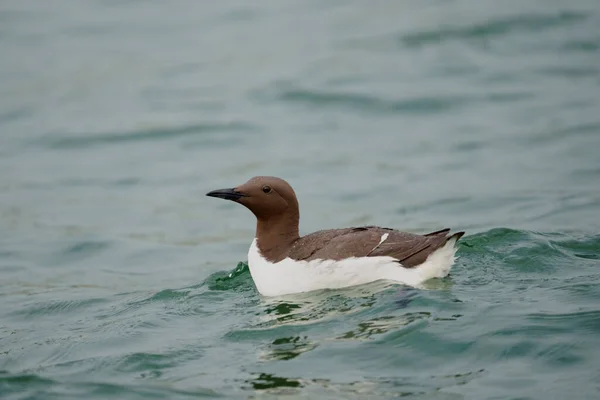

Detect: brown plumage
287,227,464,267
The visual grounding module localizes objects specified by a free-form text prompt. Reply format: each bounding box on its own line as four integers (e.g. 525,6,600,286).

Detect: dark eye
262,185,272,194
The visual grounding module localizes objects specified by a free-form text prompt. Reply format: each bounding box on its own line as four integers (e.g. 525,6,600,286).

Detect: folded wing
289,226,464,268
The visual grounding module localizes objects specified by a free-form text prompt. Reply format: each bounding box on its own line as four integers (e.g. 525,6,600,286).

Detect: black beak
206,188,248,202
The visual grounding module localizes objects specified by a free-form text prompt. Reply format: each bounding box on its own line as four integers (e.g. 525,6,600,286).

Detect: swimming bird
207,176,465,297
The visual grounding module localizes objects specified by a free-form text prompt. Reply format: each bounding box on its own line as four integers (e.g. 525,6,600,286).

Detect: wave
39,121,256,150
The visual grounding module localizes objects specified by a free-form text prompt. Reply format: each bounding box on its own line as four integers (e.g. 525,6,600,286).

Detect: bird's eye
262,185,272,194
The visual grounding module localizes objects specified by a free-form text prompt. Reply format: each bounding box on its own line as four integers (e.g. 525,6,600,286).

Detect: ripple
38,122,256,150
528,310,600,333
459,228,529,252
115,347,205,376
517,122,600,146
9,298,107,319
202,262,254,292
535,342,584,367
260,335,319,361
261,83,538,115
537,66,600,79
0,372,220,399
400,11,586,48
336,312,432,341
242,369,486,398
454,228,595,286
254,288,389,328
61,240,113,259
0,106,34,124
144,288,191,302
259,85,474,115
560,38,600,53
551,232,600,258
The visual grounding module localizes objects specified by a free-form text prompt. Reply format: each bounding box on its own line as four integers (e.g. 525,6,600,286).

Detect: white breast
246,236,460,297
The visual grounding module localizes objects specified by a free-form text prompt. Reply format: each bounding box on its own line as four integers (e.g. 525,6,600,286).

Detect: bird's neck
255,212,299,263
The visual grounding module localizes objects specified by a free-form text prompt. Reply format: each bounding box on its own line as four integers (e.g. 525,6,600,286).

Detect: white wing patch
379,233,389,245
367,233,389,255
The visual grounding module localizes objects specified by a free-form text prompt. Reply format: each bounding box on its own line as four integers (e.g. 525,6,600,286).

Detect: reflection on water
231,281,430,361
258,295,379,327
247,373,301,390
261,335,318,361
243,369,486,398
255,280,409,326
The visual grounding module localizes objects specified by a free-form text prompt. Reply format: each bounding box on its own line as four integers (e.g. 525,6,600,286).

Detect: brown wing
288,226,464,268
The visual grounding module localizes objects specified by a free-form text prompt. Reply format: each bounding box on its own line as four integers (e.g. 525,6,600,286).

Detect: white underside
247,236,460,297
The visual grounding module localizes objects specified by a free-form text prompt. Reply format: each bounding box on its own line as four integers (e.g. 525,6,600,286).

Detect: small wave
9,297,107,319
260,335,319,361
0,372,54,385
0,372,55,399
271,87,473,115
61,240,112,258
336,312,432,341
515,121,600,146
528,310,600,333
40,121,256,150
458,228,600,296
144,288,192,302
400,11,586,48
0,106,34,124
202,262,253,292
242,369,486,397
560,38,600,53
536,66,600,79
549,233,600,261
459,227,529,250
262,84,535,115
0,371,219,398
114,347,205,375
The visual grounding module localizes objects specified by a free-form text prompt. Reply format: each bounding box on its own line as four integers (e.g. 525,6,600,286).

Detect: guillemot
207,176,465,297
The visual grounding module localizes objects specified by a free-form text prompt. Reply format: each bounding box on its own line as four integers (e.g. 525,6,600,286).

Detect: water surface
1,0,600,398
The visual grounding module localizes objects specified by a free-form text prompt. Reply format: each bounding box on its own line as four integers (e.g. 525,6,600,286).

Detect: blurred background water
1,0,600,399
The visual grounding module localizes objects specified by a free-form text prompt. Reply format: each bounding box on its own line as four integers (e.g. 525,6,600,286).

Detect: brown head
206,176,300,260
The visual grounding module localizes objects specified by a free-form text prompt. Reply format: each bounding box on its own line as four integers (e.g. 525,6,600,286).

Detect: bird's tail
442,231,465,247
414,231,465,281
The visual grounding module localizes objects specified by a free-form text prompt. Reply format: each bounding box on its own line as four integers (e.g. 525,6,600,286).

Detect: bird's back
288,226,465,267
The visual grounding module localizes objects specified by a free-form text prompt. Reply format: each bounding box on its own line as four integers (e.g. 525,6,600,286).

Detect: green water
1,1,600,399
